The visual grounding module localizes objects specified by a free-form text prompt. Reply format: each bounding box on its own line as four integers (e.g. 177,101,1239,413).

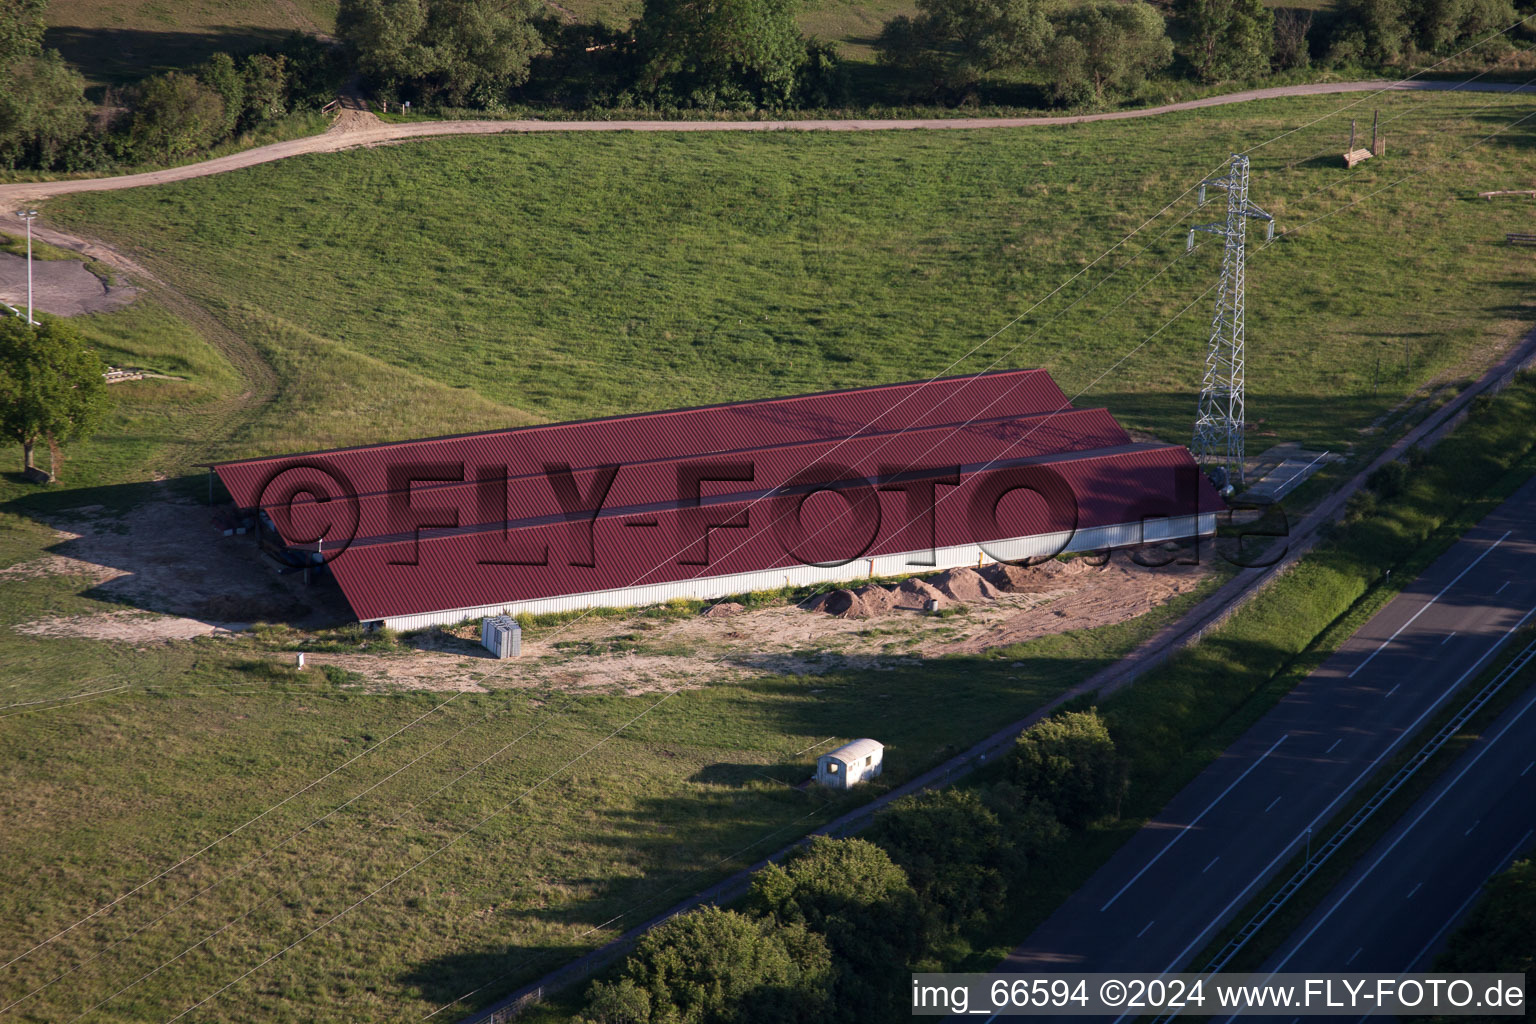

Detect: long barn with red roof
212,370,1224,630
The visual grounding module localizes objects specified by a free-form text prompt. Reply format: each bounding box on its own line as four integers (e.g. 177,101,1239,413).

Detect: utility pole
1187,155,1274,492
16,209,39,325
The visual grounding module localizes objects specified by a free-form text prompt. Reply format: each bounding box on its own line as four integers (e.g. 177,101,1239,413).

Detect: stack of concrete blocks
481,615,522,659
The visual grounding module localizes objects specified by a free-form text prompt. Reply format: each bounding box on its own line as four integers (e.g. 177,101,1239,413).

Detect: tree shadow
44,25,303,91
397,942,591,1010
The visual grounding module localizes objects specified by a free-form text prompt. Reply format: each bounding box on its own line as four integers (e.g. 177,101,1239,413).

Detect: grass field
0,87,1532,1022
46,90,1536,461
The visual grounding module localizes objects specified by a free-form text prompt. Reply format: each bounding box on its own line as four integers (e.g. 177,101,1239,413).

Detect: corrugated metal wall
376,512,1216,631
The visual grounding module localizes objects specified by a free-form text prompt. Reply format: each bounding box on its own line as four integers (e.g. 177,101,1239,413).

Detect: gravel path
2,80,1532,206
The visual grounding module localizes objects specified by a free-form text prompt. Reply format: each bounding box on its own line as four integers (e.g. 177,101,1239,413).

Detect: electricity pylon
1187,154,1273,492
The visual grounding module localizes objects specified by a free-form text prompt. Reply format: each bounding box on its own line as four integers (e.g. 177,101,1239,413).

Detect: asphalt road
998,473,1536,980
1259,675,1536,977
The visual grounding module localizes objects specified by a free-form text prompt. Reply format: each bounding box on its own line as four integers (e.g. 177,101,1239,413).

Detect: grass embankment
45,89,1536,468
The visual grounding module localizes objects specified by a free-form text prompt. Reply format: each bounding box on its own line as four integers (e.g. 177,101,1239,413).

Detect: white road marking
1203,857,1220,874
1405,882,1422,900
1264,796,1282,813
1405,829,1535,968
1442,631,1457,645
1138,920,1156,938
1270,681,1536,973
1161,603,1536,977
1098,733,1289,911
1349,531,1510,679
1384,684,1400,698
1326,738,1342,754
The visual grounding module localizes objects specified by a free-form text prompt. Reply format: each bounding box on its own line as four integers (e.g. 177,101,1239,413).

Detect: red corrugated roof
213,370,1223,622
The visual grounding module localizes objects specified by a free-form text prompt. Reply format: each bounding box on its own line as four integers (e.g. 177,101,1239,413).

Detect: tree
1008,709,1128,828
1272,8,1313,70
868,788,1009,935
198,52,246,137
585,905,832,1024
241,53,289,127
337,0,546,106
1330,0,1516,66
0,51,90,169
0,317,109,481
748,837,923,1016
0,0,47,68
1047,2,1171,105
1177,0,1274,82
633,0,809,108
876,0,1052,96
129,72,226,160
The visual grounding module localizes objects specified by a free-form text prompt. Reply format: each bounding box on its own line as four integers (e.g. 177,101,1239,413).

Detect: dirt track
1,80,1531,206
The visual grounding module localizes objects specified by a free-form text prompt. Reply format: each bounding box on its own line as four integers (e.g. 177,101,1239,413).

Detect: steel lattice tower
1187,154,1273,491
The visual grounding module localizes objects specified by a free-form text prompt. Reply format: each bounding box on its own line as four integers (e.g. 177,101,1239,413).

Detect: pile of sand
929,567,1005,603
807,561,1096,619
893,577,948,610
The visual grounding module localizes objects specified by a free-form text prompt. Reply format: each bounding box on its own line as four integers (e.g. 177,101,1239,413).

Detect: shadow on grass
44,25,300,91
0,472,351,627
398,942,592,1010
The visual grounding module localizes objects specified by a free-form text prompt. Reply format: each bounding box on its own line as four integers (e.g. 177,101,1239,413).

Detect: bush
868,788,1011,935
875,0,1052,98
0,50,90,169
1176,0,1274,82
128,71,226,160
1366,460,1409,500
1008,708,1128,828
633,0,810,109
1272,8,1313,70
338,0,548,106
585,906,831,1024
748,837,922,1015
1045,1,1173,105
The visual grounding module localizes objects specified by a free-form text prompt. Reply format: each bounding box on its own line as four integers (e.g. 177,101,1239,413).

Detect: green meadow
0,87,1533,1021
48,89,1536,461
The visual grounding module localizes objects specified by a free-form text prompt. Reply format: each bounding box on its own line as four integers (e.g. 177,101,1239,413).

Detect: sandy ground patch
0,252,138,316
297,550,1212,695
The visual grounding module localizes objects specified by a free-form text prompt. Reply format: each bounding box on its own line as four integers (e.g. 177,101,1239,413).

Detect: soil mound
701,601,745,618
893,577,949,610
853,584,899,615
927,567,1002,604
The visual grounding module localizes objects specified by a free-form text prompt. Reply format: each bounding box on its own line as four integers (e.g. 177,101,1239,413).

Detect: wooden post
1371,110,1379,155
1350,119,1356,152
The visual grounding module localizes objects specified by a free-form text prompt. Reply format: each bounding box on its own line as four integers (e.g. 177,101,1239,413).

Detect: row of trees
337,0,841,110
0,0,345,171
339,0,1529,113
4,0,1530,168
578,709,1126,1023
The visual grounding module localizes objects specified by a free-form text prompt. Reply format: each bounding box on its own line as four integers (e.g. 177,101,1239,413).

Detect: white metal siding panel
376,512,1215,630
